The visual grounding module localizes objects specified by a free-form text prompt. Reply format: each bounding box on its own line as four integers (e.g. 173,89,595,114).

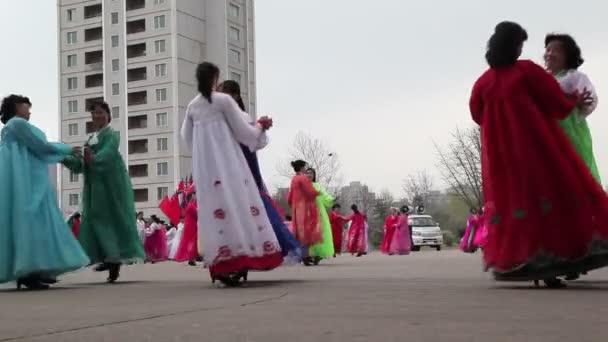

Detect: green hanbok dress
63,126,145,264
308,183,335,259
556,69,601,183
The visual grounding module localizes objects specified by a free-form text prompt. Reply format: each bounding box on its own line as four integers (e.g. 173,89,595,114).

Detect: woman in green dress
544,33,601,183
63,101,145,282
305,168,335,265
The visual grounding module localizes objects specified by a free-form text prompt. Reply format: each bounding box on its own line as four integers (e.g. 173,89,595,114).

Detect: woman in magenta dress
380,208,399,254
388,206,411,255
460,208,482,253
143,215,169,263
174,191,199,265
470,21,608,287
345,205,367,257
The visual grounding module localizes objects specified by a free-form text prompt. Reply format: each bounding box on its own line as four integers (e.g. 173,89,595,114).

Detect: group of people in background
380,206,413,256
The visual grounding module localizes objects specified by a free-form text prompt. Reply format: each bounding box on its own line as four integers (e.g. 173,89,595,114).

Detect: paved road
1,250,608,342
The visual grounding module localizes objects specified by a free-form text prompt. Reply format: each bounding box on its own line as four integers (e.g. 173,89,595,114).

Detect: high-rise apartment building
57,0,256,217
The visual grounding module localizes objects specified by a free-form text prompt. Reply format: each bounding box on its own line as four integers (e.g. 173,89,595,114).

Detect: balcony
84,27,102,42
127,43,147,59
84,4,102,19
127,67,147,82
127,19,146,35
128,115,147,130
128,91,147,106
84,50,103,71
128,139,148,154
133,188,149,202
126,0,145,11
85,97,104,110
85,73,103,88
129,164,148,178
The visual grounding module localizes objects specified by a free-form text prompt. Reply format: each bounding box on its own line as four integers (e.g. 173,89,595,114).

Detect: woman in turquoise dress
306,168,335,264
544,33,601,183
63,101,145,283
0,94,89,290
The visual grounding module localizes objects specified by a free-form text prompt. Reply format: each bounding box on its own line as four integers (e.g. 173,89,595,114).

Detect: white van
409,214,443,251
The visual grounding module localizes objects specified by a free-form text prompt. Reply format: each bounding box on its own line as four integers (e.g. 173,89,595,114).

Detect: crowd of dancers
1,20,608,290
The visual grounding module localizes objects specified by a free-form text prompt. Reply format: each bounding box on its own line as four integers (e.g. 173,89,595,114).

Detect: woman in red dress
380,208,399,254
174,191,199,265
470,21,608,287
329,204,349,256
345,205,368,257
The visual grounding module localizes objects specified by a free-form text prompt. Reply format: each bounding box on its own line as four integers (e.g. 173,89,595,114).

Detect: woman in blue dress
0,95,89,290
219,81,303,264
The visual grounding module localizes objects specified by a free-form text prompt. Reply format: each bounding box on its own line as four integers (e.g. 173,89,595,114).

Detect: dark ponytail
196,62,220,103
485,21,528,68
351,204,359,214
218,80,246,111
291,160,307,173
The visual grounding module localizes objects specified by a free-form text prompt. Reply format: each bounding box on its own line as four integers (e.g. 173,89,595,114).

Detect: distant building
339,181,376,213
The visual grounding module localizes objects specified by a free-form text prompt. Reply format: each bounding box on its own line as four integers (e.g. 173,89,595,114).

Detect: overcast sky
1,0,607,197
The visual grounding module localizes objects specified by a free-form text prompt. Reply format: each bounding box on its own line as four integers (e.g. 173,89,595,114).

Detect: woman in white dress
180,62,283,286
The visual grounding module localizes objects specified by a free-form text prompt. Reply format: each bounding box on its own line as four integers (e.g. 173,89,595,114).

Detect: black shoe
94,263,109,272
107,263,121,283
188,260,197,266
17,278,50,291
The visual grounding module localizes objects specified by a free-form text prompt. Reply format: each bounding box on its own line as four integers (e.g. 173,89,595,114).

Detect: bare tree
402,171,434,207
277,131,343,192
434,127,483,210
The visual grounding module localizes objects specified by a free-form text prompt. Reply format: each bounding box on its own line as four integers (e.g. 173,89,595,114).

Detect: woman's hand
72,146,83,158
257,116,273,131
83,147,93,165
569,88,593,109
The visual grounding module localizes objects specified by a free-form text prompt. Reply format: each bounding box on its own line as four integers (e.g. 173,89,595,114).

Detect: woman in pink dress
143,215,169,263
345,205,367,257
380,208,399,254
174,191,199,265
388,206,412,255
460,208,482,253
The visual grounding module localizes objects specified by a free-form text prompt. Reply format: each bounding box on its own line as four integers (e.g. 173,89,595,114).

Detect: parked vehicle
409,214,443,251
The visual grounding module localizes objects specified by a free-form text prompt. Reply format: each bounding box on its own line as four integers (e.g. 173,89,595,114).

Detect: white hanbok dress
180,92,283,276
167,223,184,260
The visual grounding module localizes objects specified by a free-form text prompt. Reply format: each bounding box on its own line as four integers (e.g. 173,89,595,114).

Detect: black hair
219,80,246,111
470,207,478,215
285,215,292,221
150,215,162,224
305,167,317,182
545,33,584,70
0,94,31,124
351,204,359,214
196,62,220,103
88,100,112,123
332,204,341,210
73,213,81,219
485,21,528,68
291,160,307,173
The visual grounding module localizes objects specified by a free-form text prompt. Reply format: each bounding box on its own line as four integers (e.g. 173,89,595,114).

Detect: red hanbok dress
470,59,608,280
380,215,398,254
287,174,321,246
329,211,349,255
345,212,367,254
174,199,199,262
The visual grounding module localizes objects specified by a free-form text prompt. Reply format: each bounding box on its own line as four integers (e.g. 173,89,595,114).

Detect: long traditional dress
380,215,398,254
0,118,89,283
329,211,349,255
555,69,601,183
63,126,145,265
388,214,411,255
460,214,482,253
308,183,335,259
470,59,608,280
168,222,184,260
67,215,81,238
288,174,321,246
345,212,368,254
180,93,283,276
144,223,169,262
174,200,199,262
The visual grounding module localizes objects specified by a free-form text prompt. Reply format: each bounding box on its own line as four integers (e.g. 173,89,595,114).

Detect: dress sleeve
572,71,598,117
316,184,335,209
299,177,320,199
62,154,84,174
180,104,194,148
469,78,485,125
90,131,120,171
220,95,265,148
5,118,72,162
523,61,576,120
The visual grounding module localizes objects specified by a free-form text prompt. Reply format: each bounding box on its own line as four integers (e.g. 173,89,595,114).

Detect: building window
68,100,78,113
157,162,169,176
157,187,169,200
67,31,77,44
154,40,166,54
156,112,168,127
154,0,166,5
229,27,240,41
230,49,241,64
69,193,80,206
154,15,166,29
155,88,167,102
112,59,120,72
68,123,79,136
157,138,168,151
69,172,79,183
112,106,120,119
230,72,241,84
67,54,77,67
111,12,119,24
112,83,120,96
67,77,78,90
154,63,167,77
67,8,76,22
229,4,240,19
111,35,119,47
